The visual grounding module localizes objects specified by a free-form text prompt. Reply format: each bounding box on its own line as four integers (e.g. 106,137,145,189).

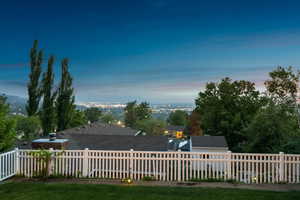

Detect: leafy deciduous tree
0,95,16,152
69,110,88,128
101,113,115,124
124,101,152,128
15,115,41,140
167,110,188,126
243,104,300,153
135,118,166,136
124,101,137,127
185,110,203,136
265,66,300,103
84,107,102,123
136,102,152,121
195,78,266,151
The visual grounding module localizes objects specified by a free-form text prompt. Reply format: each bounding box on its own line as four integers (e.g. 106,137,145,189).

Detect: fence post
83,148,89,177
48,148,54,176
15,148,19,175
227,151,232,180
130,149,134,179
279,152,284,182
178,150,181,182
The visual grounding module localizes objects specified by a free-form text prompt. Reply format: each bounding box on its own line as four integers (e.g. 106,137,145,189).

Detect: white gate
0,149,18,181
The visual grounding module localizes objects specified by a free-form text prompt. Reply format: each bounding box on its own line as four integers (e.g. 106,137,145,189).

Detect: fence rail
14,149,300,184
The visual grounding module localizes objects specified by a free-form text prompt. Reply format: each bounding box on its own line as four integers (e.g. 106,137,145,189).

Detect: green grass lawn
0,182,299,200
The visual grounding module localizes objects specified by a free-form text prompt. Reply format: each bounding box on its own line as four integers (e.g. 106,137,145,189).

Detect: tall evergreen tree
40,55,57,135
56,58,75,131
26,40,43,116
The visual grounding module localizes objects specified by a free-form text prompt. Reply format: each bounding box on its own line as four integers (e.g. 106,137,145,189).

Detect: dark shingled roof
60,134,169,151
58,122,137,136
191,136,228,148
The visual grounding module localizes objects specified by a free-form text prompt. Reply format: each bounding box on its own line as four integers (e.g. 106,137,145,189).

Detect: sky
1,0,300,104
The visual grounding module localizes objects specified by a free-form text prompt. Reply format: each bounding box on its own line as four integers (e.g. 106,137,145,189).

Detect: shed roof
191,136,228,148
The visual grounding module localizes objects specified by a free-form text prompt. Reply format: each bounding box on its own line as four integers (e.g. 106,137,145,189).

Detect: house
190,136,228,153
59,134,169,151
25,122,169,151
57,122,170,151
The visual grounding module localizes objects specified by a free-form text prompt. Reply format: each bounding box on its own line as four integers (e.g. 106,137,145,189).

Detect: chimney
49,132,56,141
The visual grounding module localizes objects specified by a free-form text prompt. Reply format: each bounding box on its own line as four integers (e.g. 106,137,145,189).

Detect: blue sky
1,0,300,103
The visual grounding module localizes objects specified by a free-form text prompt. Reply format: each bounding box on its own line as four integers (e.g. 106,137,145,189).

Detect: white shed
190,136,229,172
190,136,228,153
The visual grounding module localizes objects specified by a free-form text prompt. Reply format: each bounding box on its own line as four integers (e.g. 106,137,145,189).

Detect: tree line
122,66,300,154
26,40,75,135
0,40,85,151
194,66,300,153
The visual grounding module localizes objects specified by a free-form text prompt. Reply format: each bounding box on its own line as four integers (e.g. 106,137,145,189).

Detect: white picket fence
14,149,300,184
0,149,18,181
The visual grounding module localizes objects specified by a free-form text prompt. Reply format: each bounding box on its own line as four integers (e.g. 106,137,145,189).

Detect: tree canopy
265,66,300,103
124,101,137,127
124,101,152,128
69,110,88,128
167,110,188,126
195,77,267,151
101,113,115,124
0,95,16,152
14,115,41,140
135,118,166,136
243,103,300,153
184,110,203,136
192,66,300,153
84,107,102,123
